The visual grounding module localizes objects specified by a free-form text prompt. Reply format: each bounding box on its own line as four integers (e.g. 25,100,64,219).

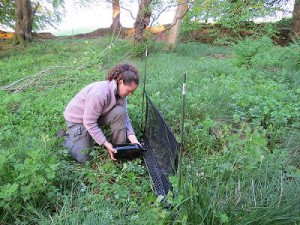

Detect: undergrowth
0,36,299,224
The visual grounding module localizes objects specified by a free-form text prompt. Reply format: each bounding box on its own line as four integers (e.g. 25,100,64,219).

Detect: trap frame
114,49,186,197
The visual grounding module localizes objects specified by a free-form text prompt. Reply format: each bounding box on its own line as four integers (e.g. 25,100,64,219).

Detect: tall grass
167,37,300,225
171,143,300,224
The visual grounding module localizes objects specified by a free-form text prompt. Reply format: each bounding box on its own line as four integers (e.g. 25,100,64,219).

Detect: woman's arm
103,141,117,160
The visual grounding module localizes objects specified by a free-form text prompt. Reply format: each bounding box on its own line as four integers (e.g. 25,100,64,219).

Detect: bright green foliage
0,0,15,27
234,36,275,66
223,37,300,132
181,0,290,43
233,36,300,70
33,0,66,31
186,0,289,25
171,145,300,224
0,36,299,224
165,38,300,224
0,142,59,216
0,0,65,31
0,37,165,223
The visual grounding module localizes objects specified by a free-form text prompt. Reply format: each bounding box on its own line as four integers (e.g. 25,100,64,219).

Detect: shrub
234,36,274,67
0,139,59,222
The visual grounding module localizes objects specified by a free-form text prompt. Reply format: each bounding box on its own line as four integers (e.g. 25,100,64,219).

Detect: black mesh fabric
142,142,171,196
141,95,179,196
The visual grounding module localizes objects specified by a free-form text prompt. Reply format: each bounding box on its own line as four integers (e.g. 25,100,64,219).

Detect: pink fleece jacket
63,80,135,145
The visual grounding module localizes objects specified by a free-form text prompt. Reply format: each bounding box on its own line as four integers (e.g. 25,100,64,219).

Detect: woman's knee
108,106,127,131
111,105,126,118
71,148,92,164
98,106,127,127
108,106,127,126
62,122,93,164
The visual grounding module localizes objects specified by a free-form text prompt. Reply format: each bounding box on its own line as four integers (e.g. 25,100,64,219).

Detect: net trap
115,51,186,199
116,85,185,198
112,95,180,196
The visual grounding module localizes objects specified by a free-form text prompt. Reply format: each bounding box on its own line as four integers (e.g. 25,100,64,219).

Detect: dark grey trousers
63,105,127,164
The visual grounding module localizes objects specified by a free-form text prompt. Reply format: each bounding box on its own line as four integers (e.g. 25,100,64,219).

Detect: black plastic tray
113,143,144,159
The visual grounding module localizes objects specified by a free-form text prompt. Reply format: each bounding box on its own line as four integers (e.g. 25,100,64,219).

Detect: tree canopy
0,0,298,46
184,0,292,29
0,0,65,31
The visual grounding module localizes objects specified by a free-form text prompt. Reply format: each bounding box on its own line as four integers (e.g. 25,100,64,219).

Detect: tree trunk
167,0,189,50
291,1,300,41
111,0,122,33
134,0,152,43
13,0,33,46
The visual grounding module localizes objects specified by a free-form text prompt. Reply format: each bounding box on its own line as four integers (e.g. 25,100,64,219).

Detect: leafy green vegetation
0,0,65,31
0,36,299,224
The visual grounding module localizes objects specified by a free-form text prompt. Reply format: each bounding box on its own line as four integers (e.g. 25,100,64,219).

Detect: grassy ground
0,36,299,224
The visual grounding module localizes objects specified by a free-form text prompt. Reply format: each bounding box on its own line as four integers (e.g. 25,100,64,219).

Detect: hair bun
121,64,130,71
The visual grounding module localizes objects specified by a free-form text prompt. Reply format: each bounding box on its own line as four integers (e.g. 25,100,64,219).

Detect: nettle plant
231,79,299,127
0,136,59,219
77,156,154,208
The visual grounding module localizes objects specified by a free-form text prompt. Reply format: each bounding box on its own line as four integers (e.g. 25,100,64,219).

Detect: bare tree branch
154,2,191,40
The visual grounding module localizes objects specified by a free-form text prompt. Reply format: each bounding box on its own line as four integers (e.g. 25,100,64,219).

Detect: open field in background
0,36,299,224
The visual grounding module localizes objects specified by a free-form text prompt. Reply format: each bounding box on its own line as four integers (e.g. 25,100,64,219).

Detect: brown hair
106,63,140,85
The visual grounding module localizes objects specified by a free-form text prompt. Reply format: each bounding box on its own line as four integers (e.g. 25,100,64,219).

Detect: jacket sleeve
83,90,107,145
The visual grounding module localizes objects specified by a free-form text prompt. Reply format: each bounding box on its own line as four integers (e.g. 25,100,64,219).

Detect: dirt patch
0,30,14,39
73,26,169,41
0,30,56,40
0,24,170,41
34,32,56,39
73,27,113,39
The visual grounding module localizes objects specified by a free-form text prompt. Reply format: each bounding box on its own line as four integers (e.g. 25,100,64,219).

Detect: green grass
0,36,299,224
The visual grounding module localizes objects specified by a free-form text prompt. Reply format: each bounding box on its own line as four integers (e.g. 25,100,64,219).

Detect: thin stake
277,172,284,207
251,179,257,207
141,47,148,132
235,178,241,206
178,73,187,188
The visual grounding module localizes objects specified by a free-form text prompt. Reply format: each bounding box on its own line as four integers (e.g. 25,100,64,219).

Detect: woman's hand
128,134,140,145
128,134,141,147
103,141,117,161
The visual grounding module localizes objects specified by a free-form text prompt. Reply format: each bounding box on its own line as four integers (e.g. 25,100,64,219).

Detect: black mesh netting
141,95,180,196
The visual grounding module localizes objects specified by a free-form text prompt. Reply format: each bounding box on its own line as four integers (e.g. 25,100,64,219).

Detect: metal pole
178,73,186,188
141,47,148,132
